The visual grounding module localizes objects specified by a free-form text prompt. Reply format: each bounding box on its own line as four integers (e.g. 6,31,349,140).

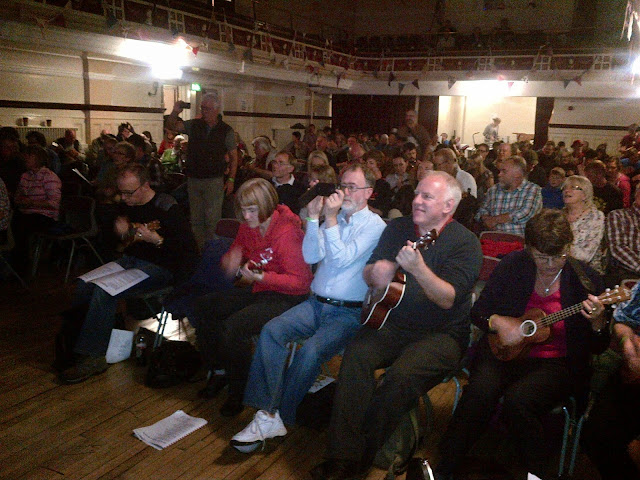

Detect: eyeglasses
531,252,568,264
339,184,371,194
120,184,142,196
562,185,583,191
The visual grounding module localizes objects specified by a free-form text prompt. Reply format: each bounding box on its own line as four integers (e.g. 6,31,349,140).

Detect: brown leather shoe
59,355,108,384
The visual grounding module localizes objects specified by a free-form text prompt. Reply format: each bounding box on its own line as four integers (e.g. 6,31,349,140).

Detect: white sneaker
230,410,287,452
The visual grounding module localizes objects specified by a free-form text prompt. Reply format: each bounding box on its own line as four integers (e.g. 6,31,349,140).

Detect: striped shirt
606,203,640,274
475,179,542,235
16,167,62,220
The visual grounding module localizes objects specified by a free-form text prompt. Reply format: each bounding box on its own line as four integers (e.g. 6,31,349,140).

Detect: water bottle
135,332,147,366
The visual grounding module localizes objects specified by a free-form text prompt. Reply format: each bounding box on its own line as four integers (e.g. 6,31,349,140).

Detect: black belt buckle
313,294,362,309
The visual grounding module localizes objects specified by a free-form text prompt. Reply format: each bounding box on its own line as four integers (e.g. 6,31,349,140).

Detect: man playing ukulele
311,171,482,480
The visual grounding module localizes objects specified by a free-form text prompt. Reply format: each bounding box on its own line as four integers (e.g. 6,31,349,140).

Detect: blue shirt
303,206,386,302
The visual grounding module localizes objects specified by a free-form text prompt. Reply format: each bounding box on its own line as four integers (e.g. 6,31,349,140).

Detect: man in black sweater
311,171,482,480
60,164,198,384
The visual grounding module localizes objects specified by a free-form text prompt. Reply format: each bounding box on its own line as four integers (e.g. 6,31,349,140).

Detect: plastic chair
472,255,501,304
0,213,28,288
479,230,525,244
31,196,104,282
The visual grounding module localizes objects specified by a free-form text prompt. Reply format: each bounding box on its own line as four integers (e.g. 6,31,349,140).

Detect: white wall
548,98,637,155
438,95,536,146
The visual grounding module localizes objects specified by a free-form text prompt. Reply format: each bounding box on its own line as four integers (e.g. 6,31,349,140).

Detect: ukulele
121,220,161,248
234,248,273,288
488,285,631,361
360,229,438,330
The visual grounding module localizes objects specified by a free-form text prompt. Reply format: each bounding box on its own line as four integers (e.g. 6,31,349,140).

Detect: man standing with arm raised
311,170,482,480
167,92,237,249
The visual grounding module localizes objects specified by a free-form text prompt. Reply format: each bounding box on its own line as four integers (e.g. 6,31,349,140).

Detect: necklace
539,268,563,295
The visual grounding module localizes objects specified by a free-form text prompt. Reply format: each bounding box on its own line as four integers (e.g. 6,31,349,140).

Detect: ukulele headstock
413,229,438,251
599,285,632,305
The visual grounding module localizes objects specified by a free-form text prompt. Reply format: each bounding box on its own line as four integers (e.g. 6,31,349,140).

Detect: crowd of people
1,99,639,480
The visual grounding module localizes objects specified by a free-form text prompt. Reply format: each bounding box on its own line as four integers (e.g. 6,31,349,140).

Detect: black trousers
194,287,306,397
581,375,640,480
325,323,461,467
11,211,55,270
437,338,571,479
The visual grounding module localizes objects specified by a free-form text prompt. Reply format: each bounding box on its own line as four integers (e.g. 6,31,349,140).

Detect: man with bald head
168,92,238,248
475,155,542,235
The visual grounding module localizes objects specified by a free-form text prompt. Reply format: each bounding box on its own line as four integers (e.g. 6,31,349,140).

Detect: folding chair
32,196,104,282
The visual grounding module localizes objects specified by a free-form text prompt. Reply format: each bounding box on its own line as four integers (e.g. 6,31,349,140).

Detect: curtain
534,97,554,150
332,95,416,136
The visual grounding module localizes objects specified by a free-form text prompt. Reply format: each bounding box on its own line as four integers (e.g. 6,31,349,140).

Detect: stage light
117,39,190,79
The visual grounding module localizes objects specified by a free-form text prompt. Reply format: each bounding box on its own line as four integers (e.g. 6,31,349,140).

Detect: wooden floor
0,264,601,480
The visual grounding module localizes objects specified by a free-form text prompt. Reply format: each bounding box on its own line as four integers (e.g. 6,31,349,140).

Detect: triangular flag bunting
388,71,396,86
563,79,571,89
412,79,420,89
398,83,406,95
336,72,343,87
574,75,582,86
507,81,514,89
191,46,199,56
447,76,456,89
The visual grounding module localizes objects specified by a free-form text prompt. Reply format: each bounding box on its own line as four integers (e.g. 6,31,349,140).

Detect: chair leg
81,236,104,265
557,405,571,477
0,256,28,289
64,239,76,283
154,307,169,349
568,414,586,477
31,237,43,278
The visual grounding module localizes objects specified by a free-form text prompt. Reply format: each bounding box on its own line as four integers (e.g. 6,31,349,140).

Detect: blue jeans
73,256,173,357
243,297,361,425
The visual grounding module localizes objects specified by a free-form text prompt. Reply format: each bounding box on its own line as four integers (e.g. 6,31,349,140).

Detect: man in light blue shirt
231,164,387,452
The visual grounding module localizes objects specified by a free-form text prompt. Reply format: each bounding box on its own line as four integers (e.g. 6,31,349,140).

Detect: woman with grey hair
562,175,605,273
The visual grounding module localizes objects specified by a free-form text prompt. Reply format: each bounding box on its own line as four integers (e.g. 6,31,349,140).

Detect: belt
312,293,362,309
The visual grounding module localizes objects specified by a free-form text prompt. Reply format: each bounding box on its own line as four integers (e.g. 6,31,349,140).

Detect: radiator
14,127,75,146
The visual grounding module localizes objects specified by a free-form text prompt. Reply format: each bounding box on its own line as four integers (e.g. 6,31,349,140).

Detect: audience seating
31,195,104,282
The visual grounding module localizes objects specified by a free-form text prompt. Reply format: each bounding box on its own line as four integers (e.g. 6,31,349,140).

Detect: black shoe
197,375,227,399
220,393,244,417
309,459,367,480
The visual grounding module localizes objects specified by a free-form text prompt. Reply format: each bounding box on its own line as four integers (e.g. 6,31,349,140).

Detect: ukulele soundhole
520,319,537,337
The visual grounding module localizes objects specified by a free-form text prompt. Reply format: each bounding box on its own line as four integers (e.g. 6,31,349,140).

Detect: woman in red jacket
195,178,313,417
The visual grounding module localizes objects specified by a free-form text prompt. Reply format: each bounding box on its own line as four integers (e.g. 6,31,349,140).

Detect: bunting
447,76,456,89
412,79,420,89
563,79,571,88
398,83,406,95
388,71,396,86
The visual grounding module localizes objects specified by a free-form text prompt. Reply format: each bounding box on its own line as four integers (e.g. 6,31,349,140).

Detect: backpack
373,403,422,479
145,340,202,388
